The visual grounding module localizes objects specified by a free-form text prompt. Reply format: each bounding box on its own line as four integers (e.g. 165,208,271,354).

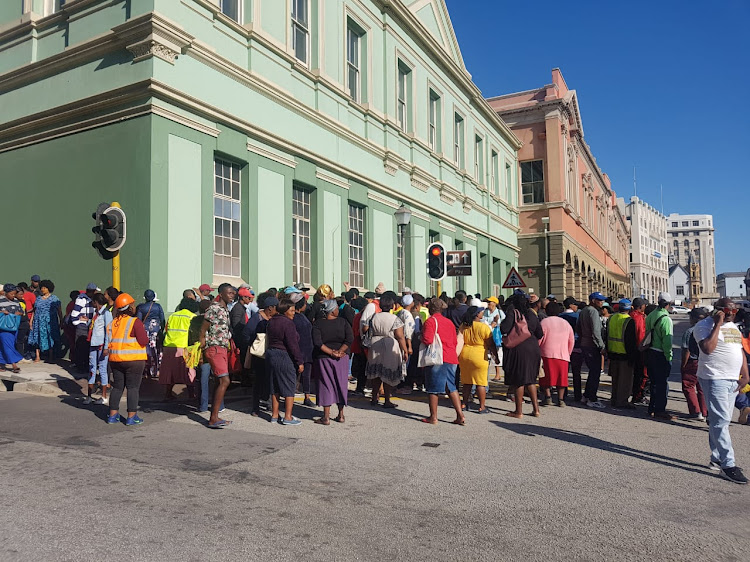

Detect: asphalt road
1,315,746,562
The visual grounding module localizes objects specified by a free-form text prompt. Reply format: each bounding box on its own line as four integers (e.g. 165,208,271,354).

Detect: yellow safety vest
107,316,147,362
163,309,196,348
607,312,631,355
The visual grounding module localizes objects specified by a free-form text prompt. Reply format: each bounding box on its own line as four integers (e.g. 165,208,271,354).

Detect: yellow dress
458,321,492,386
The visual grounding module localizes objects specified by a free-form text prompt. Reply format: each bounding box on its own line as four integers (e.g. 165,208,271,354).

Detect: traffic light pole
111,201,121,290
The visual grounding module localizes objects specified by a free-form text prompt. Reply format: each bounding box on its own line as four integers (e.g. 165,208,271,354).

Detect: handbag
418,318,443,368
250,333,267,358
492,326,503,347
503,309,531,349
0,313,21,332
638,316,666,352
360,317,374,349
228,340,241,374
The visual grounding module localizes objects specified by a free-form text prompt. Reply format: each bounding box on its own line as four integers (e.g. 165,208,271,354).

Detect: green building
0,0,520,310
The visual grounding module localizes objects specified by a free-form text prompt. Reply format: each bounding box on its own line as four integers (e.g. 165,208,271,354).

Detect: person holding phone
694,298,750,484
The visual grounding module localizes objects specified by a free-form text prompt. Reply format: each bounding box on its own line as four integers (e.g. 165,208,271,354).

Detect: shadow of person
491,420,709,475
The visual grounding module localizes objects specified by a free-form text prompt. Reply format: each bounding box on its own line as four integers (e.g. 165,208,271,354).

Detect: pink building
488,69,629,299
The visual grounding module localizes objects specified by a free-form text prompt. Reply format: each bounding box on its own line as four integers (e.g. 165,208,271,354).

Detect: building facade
622,196,668,304
717,272,747,299
669,264,690,304
667,213,718,304
488,69,629,300
0,0,521,311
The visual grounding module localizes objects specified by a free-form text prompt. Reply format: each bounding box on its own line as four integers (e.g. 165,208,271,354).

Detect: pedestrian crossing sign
502,267,526,289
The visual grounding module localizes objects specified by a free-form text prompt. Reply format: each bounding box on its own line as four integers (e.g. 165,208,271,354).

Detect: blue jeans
702,378,738,469
88,346,109,386
581,346,602,401
736,392,750,410
646,349,671,414
196,362,224,413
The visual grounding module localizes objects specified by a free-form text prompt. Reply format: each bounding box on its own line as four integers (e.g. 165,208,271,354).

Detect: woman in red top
421,298,464,426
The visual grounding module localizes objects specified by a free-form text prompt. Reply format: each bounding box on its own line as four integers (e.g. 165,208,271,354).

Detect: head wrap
316,284,334,299
3,283,17,294
321,299,338,315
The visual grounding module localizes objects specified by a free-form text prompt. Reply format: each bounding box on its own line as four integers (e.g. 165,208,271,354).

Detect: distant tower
689,256,701,305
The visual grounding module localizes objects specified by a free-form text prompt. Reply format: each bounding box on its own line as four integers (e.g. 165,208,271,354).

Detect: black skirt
503,336,541,387
266,348,297,397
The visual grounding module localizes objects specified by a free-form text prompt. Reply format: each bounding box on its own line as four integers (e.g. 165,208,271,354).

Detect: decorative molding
246,141,297,168
463,231,478,242
152,104,220,136
409,167,432,192
127,40,179,64
316,170,350,190
383,151,404,176
115,13,194,66
462,198,473,214
410,209,431,223
368,192,399,210
438,220,457,233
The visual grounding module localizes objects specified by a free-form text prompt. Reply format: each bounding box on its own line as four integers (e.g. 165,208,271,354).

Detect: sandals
208,419,232,429
451,418,465,426
314,418,330,426
381,402,398,409
420,418,438,425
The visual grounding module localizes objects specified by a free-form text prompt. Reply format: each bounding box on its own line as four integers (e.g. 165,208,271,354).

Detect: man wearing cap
30,275,41,296
560,297,584,401
607,299,634,409
70,283,99,373
628,298,649,404
645,292,675,420
197,284,213,301
576,292,607,408
482,296,505,382
529,294,547,320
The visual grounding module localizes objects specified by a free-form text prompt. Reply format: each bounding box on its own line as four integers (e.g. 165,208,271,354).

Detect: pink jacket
539,316,575,362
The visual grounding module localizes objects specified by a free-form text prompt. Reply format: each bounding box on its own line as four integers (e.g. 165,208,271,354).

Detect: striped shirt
70,293,95,327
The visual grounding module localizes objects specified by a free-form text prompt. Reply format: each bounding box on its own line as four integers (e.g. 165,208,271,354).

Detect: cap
86,282,99,291
364,292,377,299
264,296,280,308
238,288,252,297
374,282,386,295
289,292,304,304
529,294,540,303
284,286,302,294
513,289,527,297
401,294,414,306
618,298,632,310
198,284,212,293
31,275,41,282
589,292,606,302
484,296,500,304
144,289,156,302
632,297,646,308
658,292,673,304
469,297,484,308
563,297,577,308
402,287,412,294
601,302,612,310
294,283,311,292
547,294,556,300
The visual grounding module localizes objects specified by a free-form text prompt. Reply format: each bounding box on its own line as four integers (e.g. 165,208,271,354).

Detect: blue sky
445,0,749,274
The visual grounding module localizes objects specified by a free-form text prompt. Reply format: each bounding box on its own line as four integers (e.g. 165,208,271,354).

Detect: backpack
638,315,667,353
504,309,531,349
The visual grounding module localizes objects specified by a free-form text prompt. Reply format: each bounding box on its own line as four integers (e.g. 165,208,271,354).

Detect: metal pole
544,224,549,296
111,201,121,290
436,280,442,298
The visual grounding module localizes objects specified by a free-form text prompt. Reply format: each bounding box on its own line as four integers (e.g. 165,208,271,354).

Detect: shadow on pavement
491,419,710,475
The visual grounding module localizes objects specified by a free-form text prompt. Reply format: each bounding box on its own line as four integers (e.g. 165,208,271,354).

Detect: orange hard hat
114,293,135,311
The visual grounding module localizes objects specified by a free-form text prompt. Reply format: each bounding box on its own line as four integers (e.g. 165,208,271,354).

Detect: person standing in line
560,297,583,401
501,292,544,418
197,284,213,301
694,299,749,484
483,296,505,383
16,282,35,360
539,301,574,407
62,290,80,359
628,298,649,404
160,298,198,402
84,293,112,405
70,283,99,374
189,299,221,413
458,306,494,413
27,279,63,363
291,292,315,407
576,292,607,409
266,299,305,426
244,294,278,416
421,298,464,425
200,285,236,429
0,285,25,374
136,290,165,379
529,294,547,320
350,297,369,396
312,299,354,425
681,307,709,421
106,293,149,426
607,299,635,409
645,292,675,421
365,292,408,408
29,274,42,296
395,295,416,395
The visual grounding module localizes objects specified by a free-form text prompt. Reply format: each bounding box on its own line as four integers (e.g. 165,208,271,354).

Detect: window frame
428,89,440,151
397,63,409,133
292,187,313,285
213,158,242,278
348,204,366,288
520,159,545,205
219,0,242,22
290,0,310,66
453,112,464,168
346,26,361,103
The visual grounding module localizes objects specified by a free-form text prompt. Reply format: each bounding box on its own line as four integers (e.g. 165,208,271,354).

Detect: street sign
502,267,526,288
446,250,472,277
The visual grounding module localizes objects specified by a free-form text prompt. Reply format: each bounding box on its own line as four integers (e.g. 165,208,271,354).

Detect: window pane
232,258,240,277
231,221,240,239
294,27,308,63
531,160,544,181
232,202,240,221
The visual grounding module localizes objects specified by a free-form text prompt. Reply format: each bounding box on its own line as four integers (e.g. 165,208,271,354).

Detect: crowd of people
1,276,749,484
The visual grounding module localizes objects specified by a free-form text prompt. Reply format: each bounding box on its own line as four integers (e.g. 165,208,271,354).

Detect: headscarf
321,299,338,315
316,284,334,300
3,284,17,294
461,306,480,327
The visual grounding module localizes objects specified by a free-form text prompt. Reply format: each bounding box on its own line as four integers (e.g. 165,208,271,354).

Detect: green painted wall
256,166,286,289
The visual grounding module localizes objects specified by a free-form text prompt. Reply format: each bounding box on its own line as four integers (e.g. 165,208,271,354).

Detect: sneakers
83,396,92,405
125,415,144,426
281,416,302,426
690,413,705,422
540,397,551,407
586,401,605,409
739,407,750,425
708,459,722,472
106,413,120,424
581,397,589,405
721,466,749,485
303,398,316,407
94,397,109,406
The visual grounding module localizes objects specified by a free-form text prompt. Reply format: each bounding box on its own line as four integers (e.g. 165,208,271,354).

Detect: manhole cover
421,442,440,448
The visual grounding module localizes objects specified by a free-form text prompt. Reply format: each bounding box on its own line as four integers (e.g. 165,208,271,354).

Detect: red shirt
23,291,36,320
422,313,458,365
629,310,646,344
351,311,366,356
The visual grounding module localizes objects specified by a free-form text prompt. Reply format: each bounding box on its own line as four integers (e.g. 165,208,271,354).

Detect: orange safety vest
107,316,147,362
743,335,750,357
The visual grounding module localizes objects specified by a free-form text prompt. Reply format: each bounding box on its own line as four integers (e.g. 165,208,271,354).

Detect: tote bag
249,333,267,358
418,318,443,368
0,313,20,332
503,309,531,349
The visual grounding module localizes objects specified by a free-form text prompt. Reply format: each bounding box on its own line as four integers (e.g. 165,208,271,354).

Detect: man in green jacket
645,292,674,420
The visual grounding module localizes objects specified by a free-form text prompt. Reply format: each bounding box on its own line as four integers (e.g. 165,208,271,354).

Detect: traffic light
92,203,126,260
427,242,446,281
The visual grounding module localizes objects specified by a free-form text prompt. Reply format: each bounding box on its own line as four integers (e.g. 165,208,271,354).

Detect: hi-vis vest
107,316,147,362
607,312,631,355
163,309,196,348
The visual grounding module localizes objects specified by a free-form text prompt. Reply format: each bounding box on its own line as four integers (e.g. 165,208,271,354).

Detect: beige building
623,196,669,304
667,213,718,304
